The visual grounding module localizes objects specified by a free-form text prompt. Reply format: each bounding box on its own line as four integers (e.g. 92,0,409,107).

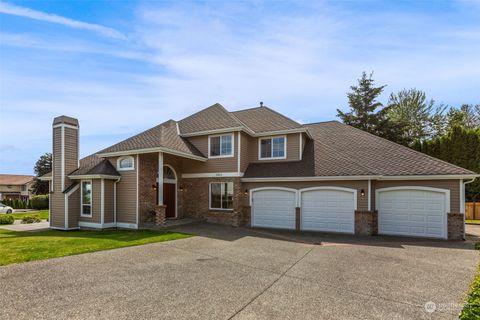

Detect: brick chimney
51,116,79,229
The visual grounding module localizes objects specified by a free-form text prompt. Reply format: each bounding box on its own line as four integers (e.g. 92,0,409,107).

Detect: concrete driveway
0,223,478,320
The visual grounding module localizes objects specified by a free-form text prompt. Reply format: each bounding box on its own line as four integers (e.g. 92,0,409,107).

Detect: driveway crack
227,246,315,320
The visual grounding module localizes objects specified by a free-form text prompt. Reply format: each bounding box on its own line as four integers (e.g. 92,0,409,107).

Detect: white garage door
301,188,355,234
252,189,296,229
377,188,448,239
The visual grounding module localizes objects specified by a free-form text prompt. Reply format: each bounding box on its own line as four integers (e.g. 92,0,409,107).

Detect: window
210,182,233,210
209,134,233,158
117,156,134,170
259,136,286,159
21,185,27,191
81,181,92,216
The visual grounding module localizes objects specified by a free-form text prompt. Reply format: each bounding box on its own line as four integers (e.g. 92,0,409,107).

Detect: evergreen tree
31,153,52,195
386,88,447,145
337,71,387,136
446,104,480,130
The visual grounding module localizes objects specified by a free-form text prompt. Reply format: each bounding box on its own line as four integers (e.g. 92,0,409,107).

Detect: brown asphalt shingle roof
178,103,242,135
69,157,119,177
0,174,35,185
97,120,204,158
243,121,475,178
231,106,303,133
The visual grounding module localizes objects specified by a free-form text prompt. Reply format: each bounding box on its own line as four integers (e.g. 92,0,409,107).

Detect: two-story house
40,103,478,240
0,174,35,201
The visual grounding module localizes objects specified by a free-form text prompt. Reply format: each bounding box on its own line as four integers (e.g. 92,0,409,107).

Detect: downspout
463,178,477,240
114,177,121,227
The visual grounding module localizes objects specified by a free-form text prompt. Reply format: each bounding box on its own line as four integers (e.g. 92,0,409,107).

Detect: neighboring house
39,103,479,240
0,174,35,201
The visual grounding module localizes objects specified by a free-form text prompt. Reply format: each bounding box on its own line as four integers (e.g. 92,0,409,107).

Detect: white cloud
0,2,126,39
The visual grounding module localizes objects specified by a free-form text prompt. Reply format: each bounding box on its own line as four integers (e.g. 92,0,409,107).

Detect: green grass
10,210,49,220
466,220,480,225
460,244,480,319
0,228,192,266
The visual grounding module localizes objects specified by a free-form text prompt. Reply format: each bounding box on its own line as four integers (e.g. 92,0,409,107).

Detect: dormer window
259,136,286,160
209,134,234,158
117,156,134,170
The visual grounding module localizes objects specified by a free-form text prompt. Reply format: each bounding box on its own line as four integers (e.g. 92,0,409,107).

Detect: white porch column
158,152,164,205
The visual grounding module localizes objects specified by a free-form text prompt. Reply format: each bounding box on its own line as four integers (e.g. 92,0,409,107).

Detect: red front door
163,183,176,218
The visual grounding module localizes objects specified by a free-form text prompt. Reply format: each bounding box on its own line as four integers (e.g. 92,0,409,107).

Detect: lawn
10,210,49,220
0,228,191,266
466,220,480,225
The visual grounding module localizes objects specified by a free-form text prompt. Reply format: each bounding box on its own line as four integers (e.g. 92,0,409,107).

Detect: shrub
0,215,14,225
21,215,41,224
30,195,49,210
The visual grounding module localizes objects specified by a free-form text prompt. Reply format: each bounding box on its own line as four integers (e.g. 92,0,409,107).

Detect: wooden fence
466,202,480,220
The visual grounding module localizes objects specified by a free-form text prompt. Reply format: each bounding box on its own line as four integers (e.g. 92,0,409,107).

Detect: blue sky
1,0,479,175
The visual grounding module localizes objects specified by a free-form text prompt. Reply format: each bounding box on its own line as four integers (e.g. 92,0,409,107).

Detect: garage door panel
301,189,355,234
378,189,447,239
252,190,296,230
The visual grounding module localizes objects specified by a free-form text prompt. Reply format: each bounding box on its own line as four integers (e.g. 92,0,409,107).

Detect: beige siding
243,180,370,211
183,132,238,173
64,127,78,191
240,132,250,172
104,180,115,223
79,180,101,223
50,126,65,228
247,133,301,163
372,180,461,213
108,157,138,224
68,188,80,228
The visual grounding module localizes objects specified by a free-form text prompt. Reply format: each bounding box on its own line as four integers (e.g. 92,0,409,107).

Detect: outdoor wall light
152,184,157,191
179,186,185,192
360,189,365,196
244,189,249,195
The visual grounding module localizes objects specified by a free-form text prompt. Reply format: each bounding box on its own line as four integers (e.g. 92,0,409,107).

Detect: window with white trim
209,134,233,157
259,136,286,159
210,182,233,210
81,181,92,216
117,156,134,170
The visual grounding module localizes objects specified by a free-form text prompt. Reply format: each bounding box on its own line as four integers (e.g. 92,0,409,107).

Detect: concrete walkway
1,222,478,319
0,221,49,232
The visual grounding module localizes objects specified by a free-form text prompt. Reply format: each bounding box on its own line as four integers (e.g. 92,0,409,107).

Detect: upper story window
259,136,286,160
209,134,234,158
21,185,27,191
117,156,134,171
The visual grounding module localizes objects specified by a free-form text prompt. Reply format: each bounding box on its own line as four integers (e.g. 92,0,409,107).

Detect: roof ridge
260,106,302,127
231,106,263,113
329,122,476,175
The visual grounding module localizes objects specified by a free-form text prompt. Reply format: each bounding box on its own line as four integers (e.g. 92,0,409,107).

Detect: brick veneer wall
355,210,378,236
138,153,185,223
138,153,157,223
182,177,249,226
448,213,464,240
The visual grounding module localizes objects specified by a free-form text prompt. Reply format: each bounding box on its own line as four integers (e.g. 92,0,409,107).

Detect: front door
163,183,176,218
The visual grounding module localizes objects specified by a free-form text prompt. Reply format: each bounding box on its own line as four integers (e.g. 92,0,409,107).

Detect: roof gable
96,120,204,158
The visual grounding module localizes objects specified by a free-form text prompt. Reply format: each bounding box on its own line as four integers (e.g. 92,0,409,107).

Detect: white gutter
241,174,479,183
462,178,477,240
69,174,121,180
96,147,207,162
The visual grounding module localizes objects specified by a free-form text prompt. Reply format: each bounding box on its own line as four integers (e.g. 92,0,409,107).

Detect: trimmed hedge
0,215,14,225
21,215,41,224
30,195,49,210
460,263,480,319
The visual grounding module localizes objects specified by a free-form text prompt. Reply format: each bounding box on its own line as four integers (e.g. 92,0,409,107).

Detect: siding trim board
242,175,478,182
